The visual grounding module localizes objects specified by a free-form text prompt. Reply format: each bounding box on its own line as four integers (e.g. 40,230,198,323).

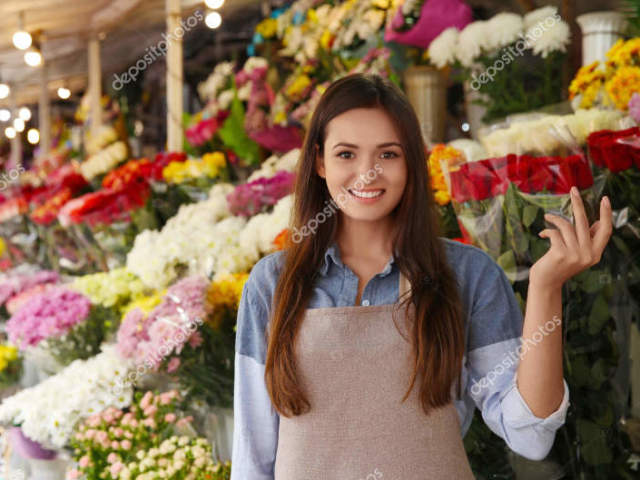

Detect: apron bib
274,272,474,479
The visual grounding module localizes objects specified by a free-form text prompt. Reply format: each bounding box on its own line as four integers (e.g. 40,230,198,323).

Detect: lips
348,188,385,198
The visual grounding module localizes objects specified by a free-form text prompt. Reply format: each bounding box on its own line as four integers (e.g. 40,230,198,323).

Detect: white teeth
349,189,384,198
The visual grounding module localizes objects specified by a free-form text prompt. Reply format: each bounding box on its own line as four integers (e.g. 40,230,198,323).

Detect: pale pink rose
121,412,134,425
140,391,154,409
124,430,134,439
67,469,81,479
143,405,158,417
159,392,174,405
110,462,124,476
129,419,139,428
143,418,157,429
107,453,118,464
167,357,181,373
114,428,124,437
84,429,95,440
96,431,108,443
79,456,90,468
164,413,177,423
111,441,120,449
86,415,101,427
121,439,132,449
176,415,193,428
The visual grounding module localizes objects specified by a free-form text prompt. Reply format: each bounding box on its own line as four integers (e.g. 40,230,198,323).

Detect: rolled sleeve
462,246,569,461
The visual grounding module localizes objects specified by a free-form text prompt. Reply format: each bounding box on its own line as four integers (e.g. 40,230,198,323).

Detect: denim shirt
231,238,570,480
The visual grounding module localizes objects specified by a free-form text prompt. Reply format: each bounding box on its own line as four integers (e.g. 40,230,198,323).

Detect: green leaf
522,205,539,228
576,419,612,465
587,292,610,335
496,250,516,275
216,84,261,166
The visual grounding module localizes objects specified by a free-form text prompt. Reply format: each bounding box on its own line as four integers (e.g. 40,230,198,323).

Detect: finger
592,196,613,256
570,186,591,249
589,220,600,237
538,228,566,251
543,214,578,252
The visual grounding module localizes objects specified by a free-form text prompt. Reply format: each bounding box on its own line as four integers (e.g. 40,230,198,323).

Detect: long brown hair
264,73,465,417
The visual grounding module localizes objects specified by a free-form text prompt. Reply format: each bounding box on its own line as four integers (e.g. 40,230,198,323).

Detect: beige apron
274,272,475,479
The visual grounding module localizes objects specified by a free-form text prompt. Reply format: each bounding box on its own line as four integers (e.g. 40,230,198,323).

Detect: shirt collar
319,240,396,277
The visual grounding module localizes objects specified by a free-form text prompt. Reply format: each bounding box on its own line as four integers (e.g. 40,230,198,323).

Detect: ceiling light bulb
204,0,225,9
13,30,32,50
57,87,71,99
27,128,39,144
24,49,42,67
13,118,25,132
18,107,31,121
205,11,222,29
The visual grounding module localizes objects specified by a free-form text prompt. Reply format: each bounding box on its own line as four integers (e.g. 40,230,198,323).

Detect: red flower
587,127,639,173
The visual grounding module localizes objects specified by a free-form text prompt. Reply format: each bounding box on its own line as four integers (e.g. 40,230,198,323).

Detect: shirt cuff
502,374,570,432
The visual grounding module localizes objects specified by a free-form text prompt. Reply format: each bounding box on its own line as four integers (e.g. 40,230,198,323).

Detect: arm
518,188,612,417
465,256,569,461
231,268,280,480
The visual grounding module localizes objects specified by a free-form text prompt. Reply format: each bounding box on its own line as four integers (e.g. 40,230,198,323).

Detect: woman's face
316,107,408,223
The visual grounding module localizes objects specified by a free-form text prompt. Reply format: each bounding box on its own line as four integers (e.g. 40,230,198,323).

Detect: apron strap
399,271,411,298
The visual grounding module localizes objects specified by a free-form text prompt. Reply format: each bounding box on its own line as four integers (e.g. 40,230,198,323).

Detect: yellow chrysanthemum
163,152,226,183
207,273,249,329
427,145,465,206
286,74,312,99
0,344,18,373
605,65,640,110
568,61,604,103
256,18,278,39
122,290,166,316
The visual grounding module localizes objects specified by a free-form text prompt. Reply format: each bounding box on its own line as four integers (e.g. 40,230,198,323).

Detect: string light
0,84,9,99
18,107,31,121
57,87,71,99
204,0,225,8
4,127,16,139
0,110,9,122
24,48,42,67
13,118,25,132
205,11,222,29
27,128,39,144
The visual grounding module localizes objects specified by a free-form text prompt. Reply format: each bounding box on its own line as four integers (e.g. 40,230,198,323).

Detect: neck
336,213,396,261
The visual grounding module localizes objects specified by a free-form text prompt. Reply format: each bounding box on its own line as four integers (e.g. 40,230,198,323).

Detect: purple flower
629,93,640,124
6,286,91,348
0,270,59,305
226,170,296,217
116,276,211,371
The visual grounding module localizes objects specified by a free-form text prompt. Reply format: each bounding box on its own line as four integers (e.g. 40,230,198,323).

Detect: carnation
456,20,488,67
427,27,459,69
485,13,523,53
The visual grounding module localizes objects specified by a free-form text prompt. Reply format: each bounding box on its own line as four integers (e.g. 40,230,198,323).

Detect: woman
231,73,612,479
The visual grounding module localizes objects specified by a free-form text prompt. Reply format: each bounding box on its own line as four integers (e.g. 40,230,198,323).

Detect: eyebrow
332,142,403,150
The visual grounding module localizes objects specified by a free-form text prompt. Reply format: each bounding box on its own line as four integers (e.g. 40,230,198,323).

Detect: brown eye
381,151,399,159
337,151,354,159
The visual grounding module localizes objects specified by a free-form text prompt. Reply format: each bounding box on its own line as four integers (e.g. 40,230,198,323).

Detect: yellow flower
427,144,465,206
371,0,391,9
320,30,333,50
256,18,278,39
0,344,18,373
122,290,166,316
286,74,312,99
605,66,640,110
206,273,249,329
568,62,605,107
0,237,5,257
163,152,226,183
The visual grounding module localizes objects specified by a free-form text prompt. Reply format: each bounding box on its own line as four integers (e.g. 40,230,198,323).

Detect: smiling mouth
348,188,385,198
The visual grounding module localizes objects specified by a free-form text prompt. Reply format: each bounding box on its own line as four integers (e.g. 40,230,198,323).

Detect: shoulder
439,238,523,350
440,237,502,283
236,250,286,362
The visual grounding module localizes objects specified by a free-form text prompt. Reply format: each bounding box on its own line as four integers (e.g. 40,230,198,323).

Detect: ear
315,145,326,178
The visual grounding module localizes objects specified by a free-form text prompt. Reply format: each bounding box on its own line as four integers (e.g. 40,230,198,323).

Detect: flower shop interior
0,0,639,479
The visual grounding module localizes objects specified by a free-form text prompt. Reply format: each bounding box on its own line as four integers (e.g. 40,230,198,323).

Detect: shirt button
361,299,370,306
